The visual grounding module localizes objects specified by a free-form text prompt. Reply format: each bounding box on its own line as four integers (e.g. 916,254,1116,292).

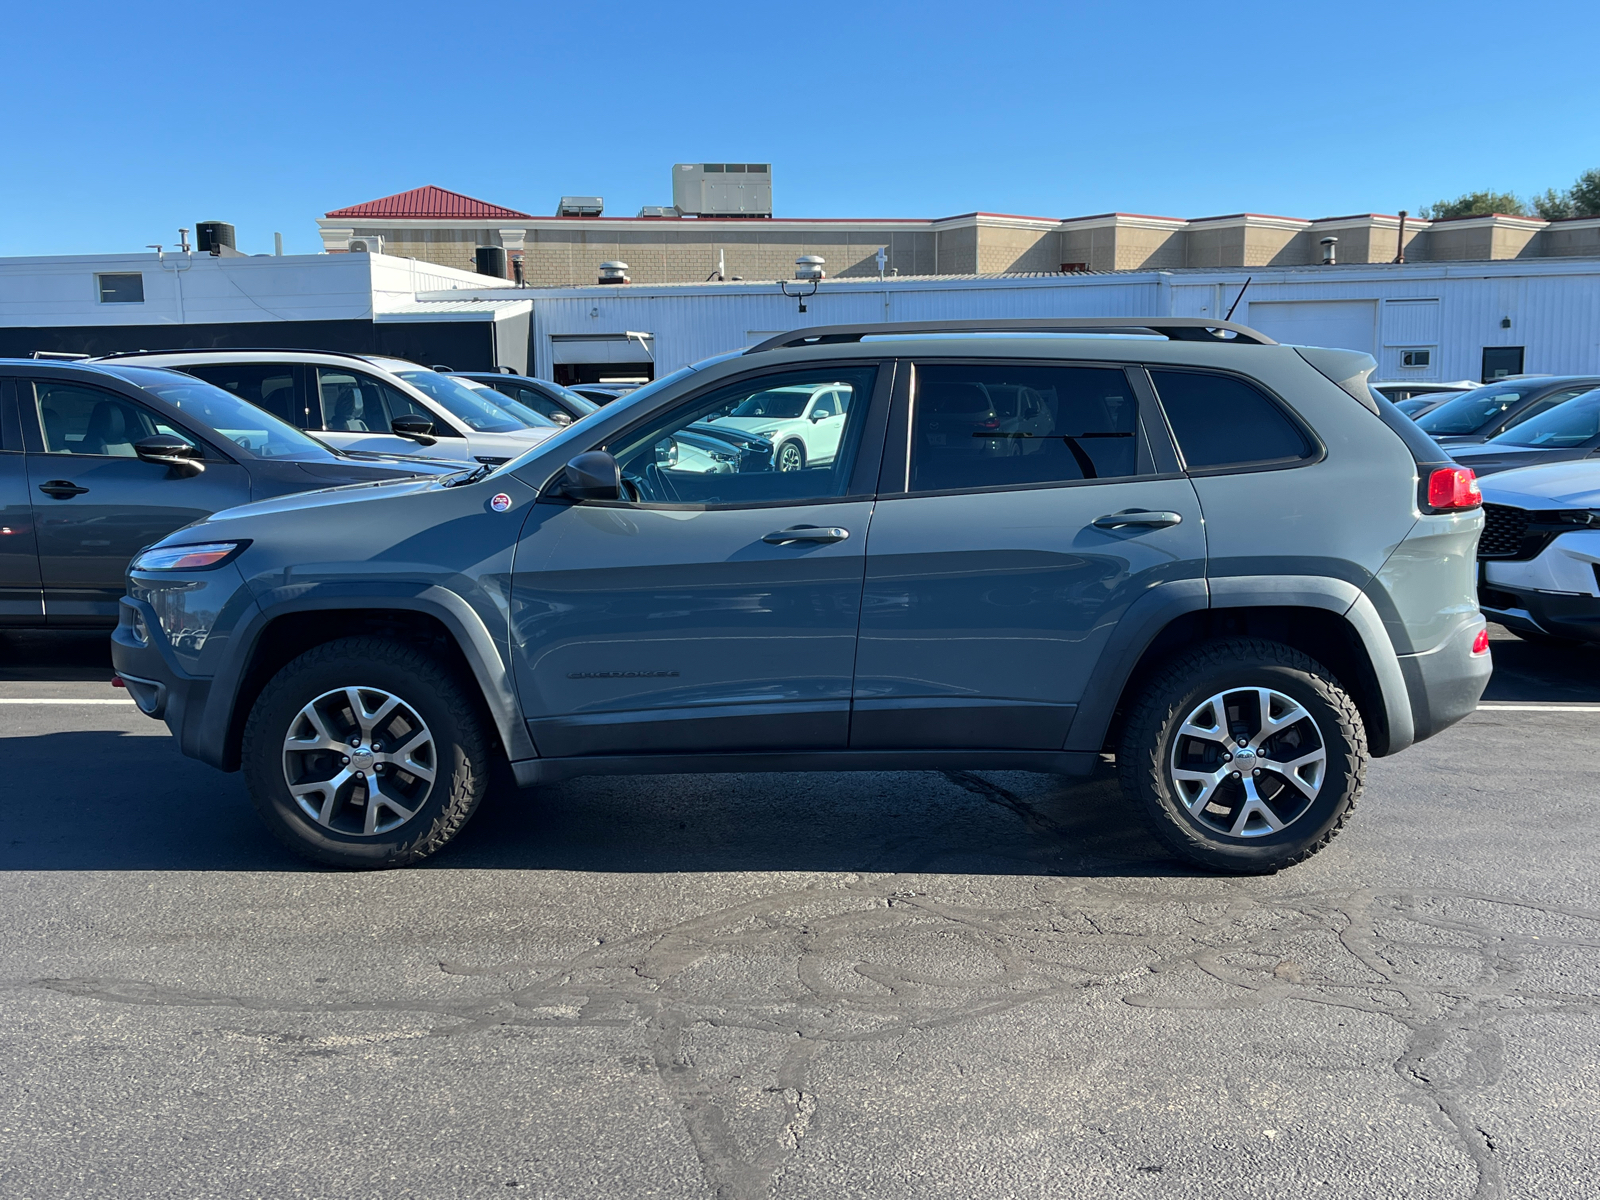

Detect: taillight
1471,628,1490,656
1427,466,1481,511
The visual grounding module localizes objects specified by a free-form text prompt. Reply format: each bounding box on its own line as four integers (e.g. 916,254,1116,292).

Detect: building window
1060,262,1089,273
96,273,145,304
1482,346,1525,383
1400,349,1432,368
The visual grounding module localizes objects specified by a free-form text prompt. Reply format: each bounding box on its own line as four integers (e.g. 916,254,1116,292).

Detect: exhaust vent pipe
598,261,630,285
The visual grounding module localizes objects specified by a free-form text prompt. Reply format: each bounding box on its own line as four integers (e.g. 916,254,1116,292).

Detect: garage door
1242,300,1377,355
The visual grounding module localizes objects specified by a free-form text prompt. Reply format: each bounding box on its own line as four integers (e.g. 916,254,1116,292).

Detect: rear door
0,379,43,624
853,358,1204,749
21,378,252,623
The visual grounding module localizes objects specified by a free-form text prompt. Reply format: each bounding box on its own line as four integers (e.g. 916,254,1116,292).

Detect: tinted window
317,368,456,437
102,366,339,460
608,366,878,506
33,381,196,457
1150,370,1311,470
1498,387,1593,433
1417,385,1538,436
1490,389,1600,448
183,363,308,426
909,363,1140,492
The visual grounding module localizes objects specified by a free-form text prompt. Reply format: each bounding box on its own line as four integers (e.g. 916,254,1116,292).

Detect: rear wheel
241,636,491,868
1117,639,1367,873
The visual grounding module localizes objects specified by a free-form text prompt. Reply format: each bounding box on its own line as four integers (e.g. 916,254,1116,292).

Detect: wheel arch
194,588,533,773
1067,578,1414,761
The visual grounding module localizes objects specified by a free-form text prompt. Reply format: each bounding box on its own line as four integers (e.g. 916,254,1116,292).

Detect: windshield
101,366,342,461
454,382,559,430
544,383,599,413
394,370,534,434
726,388,813,419
1488,389,1600,448
1395,397,1436,417
1417,386,1538,436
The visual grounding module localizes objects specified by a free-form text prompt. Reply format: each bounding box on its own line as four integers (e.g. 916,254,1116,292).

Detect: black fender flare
1064,575,1414,758
187,583,535,771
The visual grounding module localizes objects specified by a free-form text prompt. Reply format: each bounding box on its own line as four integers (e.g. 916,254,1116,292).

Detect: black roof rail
745,317,1276,355
90,347,386,364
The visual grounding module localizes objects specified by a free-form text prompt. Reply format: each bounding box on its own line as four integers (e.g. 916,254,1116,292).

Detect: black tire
241,636,492,869
1117,638,1367,874
776,440,806,472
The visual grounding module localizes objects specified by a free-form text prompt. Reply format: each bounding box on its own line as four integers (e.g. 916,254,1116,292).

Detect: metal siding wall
1380,298,1442,346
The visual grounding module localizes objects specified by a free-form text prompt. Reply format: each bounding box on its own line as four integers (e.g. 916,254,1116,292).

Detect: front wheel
776,440,806,472
241,636,492,868
1117,639,1368,873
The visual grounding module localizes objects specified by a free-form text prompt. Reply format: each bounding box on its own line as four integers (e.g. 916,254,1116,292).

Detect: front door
22,378,252,623
313,367,472,461
0,380,43,623
510,363,889,757
853,359,1205,749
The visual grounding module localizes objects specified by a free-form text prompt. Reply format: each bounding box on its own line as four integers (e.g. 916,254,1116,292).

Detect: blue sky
4,0,1598,257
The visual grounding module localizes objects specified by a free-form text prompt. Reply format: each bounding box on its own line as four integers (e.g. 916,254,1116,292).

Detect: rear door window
1149,370,1313,471
908,363,1143,493
182,363,310,427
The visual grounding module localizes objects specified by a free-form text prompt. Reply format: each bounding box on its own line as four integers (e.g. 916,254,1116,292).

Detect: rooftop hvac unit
671,163,772,218
347,235,383,254
558,196,604,217
637,205,679,218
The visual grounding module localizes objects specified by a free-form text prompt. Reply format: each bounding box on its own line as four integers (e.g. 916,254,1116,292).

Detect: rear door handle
762,525,849,544
1092,509,1182,530
38,480,89,499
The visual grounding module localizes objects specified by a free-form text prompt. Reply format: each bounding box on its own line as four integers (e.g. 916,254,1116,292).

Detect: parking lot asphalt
1,626,1597,1200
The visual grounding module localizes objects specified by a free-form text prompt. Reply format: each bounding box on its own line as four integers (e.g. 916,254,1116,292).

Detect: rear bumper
1396,615,1493,745
1479,582,1600,644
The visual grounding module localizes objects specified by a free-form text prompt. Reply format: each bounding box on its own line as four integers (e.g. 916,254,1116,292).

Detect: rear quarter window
1149,369,1314,471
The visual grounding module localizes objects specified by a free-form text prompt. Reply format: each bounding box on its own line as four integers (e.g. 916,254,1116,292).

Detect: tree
1420,191,1528,220
1530,169,1600,221
1533,188,1575,220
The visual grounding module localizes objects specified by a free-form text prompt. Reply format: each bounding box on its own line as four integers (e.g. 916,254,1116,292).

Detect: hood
199,473,448,526
476,427,559,449
296,458,458,483
708,416,789,437
1448,444,1590,476
1478,459,1600,510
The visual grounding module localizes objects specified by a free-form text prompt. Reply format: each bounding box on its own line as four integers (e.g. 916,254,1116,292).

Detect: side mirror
134,435,205,476
391,415,437,446
550,411,573,426
560,451,622,501
809,411,827,422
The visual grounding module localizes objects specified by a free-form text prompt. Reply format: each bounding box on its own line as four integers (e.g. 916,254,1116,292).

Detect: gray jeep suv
109,318,1492,873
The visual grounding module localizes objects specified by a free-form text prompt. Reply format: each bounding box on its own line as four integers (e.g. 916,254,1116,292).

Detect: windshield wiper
444,462,496,487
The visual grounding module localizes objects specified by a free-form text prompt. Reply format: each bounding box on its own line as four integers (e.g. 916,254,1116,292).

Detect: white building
2,248,1597,388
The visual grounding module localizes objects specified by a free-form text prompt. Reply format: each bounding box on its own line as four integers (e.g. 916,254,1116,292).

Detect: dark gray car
1449,387,1600,476
0,360,458,626
1415,376,1600,446
109,318,1491,874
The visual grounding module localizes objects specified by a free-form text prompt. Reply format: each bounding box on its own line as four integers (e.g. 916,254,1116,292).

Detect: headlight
130,541,247,571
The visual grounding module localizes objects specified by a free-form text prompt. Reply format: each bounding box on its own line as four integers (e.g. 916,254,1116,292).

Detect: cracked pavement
1,628,1598,1199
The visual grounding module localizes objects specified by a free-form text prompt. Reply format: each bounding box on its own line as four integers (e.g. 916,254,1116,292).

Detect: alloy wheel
777,443,804,472
1168,686,1326,837
282,686,437,836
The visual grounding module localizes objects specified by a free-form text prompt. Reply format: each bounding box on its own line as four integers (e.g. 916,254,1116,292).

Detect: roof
325,185,534,220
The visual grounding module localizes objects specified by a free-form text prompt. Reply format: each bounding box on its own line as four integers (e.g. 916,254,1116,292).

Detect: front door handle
762,525,849,544
1092,509,1182,530
38,480,89,499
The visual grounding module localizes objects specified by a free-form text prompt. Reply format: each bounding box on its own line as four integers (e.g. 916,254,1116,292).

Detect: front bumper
1479,582,1600,644
110,596,213,746
1480,529,1600,643
1396,615,1493,744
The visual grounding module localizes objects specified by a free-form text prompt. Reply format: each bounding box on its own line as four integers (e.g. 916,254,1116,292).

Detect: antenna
1224,276,1252,321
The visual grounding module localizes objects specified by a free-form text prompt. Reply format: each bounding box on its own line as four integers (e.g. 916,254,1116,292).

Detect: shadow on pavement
1481,624,1600,703
0,630,115,682
0,727,1184,878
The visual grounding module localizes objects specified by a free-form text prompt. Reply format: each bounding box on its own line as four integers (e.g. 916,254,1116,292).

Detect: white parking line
0,698,136,705
1476,703,1600,712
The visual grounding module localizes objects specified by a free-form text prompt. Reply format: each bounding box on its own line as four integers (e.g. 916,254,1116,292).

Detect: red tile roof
325,185,533,220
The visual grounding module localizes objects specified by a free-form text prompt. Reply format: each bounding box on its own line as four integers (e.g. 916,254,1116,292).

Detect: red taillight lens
1427,467,1482,511
1471,628,1490,656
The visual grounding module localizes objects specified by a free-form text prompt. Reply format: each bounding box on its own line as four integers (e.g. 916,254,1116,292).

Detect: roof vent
637,205,679,218
598,261,630,285
559,196,604,217
794,255,826,280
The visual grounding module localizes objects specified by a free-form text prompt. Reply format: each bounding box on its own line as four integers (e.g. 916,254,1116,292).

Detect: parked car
569,384,639,405
701,380,856,472
92,350,562,466
111,317,1490,875
451,371,600,427
0,359,460,626
1476,460,1600,645
1372,380,1478,410
1413,376,1600,446
1450,387,1600,475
